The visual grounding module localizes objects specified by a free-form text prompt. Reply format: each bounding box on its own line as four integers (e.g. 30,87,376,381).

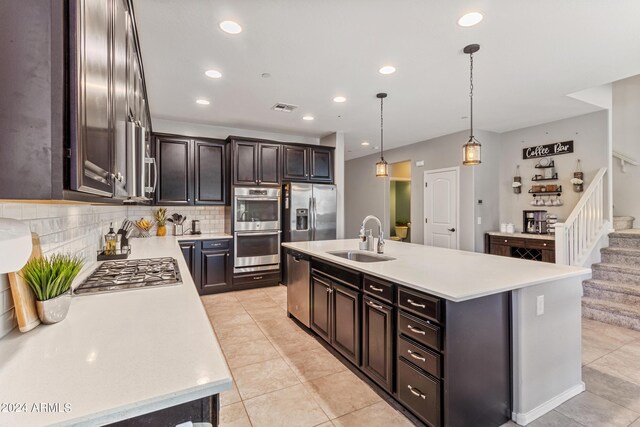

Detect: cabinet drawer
363,275,393,303
233,271,280,286
201,239,230,250
398,288,441,322
490,236,525,247
311,259,361,290
398,311,441,351
398,336,442,378
525,239,554,250
397,358,442,427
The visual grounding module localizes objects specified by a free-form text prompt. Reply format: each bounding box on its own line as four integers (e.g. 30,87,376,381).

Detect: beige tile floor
202,286,640,427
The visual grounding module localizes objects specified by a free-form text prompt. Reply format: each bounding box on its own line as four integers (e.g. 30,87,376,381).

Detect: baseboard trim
511,382,585,425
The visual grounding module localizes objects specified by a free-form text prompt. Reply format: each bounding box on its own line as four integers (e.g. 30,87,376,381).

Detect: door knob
447,228,456,232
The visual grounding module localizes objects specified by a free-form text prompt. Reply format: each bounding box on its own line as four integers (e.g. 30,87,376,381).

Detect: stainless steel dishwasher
286,249,311,327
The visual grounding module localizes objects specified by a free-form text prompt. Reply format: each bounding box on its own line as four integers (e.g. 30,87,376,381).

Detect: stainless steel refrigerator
283,183,337,242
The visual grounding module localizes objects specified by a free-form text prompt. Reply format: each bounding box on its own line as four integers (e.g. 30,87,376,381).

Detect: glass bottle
105,223,117,255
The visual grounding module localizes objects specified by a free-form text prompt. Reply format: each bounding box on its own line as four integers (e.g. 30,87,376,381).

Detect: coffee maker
523,210,547,234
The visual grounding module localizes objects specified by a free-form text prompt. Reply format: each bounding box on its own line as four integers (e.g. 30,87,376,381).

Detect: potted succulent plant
154,208,168,236
21,254,84,324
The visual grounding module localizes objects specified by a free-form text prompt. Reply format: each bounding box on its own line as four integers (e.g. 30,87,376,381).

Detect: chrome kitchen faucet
359,215,385,254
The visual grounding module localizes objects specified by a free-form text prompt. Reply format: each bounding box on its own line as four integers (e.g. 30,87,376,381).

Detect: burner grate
75,257,182,295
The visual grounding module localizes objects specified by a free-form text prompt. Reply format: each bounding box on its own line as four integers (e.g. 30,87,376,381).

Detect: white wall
499,110,609,230
612,75,640,223
153,118,321,145
344,130,501,251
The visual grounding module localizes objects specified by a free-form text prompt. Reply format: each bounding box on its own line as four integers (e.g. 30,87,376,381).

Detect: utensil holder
173,224,184,236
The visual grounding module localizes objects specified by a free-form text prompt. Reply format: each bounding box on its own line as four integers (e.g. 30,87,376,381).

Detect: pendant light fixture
375,92,389,177
462,44,481,165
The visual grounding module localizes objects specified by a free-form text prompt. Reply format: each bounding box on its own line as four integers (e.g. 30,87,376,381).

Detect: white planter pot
36,291,72,324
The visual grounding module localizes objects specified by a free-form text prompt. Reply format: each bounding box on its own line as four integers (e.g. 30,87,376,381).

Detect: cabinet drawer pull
368,301,383,310
407,325,426,335
407,299,426,308
369,285,384,292
504,239,508,243
407,385,427,399
253,276,263,280
407,349,426,362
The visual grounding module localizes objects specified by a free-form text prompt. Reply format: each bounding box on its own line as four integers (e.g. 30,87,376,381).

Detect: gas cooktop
75,257,182,295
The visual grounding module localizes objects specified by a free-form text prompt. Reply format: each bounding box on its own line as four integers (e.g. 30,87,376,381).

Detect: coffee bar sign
522,140,574,160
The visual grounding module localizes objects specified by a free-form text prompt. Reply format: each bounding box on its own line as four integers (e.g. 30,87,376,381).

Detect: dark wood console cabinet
485,233,555,263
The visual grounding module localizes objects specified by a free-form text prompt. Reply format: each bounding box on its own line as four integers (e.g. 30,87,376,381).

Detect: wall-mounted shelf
531,174,558,181
530,189,562,196
535,160,555,169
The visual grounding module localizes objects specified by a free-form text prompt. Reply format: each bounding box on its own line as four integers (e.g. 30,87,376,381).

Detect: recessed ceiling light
379,66,396,75
457,12,483,27
196,99,210,105
333,96,347,103
205,69,222,79
302,115,314,121
361,141,370,146
219,20,242,34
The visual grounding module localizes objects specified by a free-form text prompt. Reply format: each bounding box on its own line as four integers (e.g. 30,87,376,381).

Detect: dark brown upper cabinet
154,134,228,206
233,141,258,185
194,139,226,205
69,0,114,197
155,135,192,205
231,139,281,186
282,144,334,183
283,145,309,181
258,144,281,185
310,146,334,181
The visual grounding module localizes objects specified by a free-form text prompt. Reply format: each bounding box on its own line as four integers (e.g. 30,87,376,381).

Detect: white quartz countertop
0,237,231,427
283,239,590,302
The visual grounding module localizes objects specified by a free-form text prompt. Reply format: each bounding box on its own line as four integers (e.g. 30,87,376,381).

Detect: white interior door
424,168,459,249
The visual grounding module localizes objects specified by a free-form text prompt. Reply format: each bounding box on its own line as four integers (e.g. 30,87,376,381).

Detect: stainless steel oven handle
235,197,279,202
236,231,282,237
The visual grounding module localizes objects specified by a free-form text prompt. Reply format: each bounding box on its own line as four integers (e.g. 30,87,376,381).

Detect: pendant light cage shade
376,159,389,177
375,92,389,177
462,44,481,166
463,138,482,166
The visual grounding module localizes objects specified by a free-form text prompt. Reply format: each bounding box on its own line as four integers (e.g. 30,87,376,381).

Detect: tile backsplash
0,202,227,338
127,205,226,235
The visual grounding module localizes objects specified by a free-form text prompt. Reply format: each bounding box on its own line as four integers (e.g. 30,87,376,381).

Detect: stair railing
555,167,608,266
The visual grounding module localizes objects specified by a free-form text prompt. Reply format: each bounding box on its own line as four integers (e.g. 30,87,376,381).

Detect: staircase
583,229,640,330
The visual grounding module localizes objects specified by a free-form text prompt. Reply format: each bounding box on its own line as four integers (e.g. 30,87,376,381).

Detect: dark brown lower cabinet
331,283,360,365
179,241,197,281
306,258,511,427
361,296,393,392
179,239,232,295
106,394,217,426
397,359,441,427
310,275,332,343
200,249,230,294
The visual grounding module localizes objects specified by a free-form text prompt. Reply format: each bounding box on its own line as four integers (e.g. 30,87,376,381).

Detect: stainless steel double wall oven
233,187,281,273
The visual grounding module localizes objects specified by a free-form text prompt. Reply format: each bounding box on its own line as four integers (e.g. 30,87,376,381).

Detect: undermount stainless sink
327,250,396,263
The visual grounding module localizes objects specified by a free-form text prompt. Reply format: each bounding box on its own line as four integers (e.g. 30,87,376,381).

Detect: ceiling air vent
272,103,298,113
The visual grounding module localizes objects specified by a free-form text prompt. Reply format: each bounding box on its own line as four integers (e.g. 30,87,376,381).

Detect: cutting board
7,233,42,332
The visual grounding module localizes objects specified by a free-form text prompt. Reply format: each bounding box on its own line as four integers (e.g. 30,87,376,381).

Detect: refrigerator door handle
312,196,317,240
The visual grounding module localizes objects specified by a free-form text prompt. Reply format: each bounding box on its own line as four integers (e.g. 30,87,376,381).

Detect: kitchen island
283,239,591,426
0,235,232,427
